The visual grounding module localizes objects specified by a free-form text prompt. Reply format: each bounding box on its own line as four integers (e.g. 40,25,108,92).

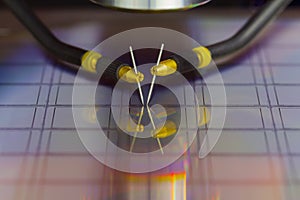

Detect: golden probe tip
81,51,102,73
150,59,177,76
119,66,145,83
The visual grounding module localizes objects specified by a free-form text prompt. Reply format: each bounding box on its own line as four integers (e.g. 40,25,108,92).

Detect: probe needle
129,106,145,152
146,43,164,105
147,106,164,154
129,46,145,105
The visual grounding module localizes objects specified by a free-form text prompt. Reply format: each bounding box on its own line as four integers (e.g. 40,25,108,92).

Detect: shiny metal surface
90,0,211,11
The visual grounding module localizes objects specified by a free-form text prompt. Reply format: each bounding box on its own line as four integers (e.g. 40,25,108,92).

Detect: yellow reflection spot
127,172,187,200
83,107,99,124
151,107,177,119
212,192,221,200
126,123,144,133
198,106,210,127
156,172,187,200
152,120,177,139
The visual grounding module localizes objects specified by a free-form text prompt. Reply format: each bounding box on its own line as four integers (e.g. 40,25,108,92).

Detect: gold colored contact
81,51,102,73
118,66,145,83
192,46,212,68
152,120,177,139
150,59,177,76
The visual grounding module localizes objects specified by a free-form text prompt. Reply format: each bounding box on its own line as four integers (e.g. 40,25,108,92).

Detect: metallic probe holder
90,0,211,11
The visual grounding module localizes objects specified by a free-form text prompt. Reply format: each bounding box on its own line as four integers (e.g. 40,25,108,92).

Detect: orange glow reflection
212,192,220,200
156,172,187,200
127,171,187,200
81,193,92,200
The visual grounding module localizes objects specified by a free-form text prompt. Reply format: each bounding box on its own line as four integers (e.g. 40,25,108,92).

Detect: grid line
0,13,300,200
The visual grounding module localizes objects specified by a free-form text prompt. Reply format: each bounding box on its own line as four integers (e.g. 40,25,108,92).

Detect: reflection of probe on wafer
152,120,177,139
83,105,210,137
82,107,145,133
150,106,211,139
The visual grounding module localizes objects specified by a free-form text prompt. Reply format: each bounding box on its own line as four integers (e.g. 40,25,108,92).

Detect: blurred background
0,0,299,7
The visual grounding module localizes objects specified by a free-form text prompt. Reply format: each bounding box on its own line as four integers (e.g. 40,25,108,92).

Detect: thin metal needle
146,43,164,105
147,76,156,105
147,106,164,154
129,46,145,105
129,106,144,152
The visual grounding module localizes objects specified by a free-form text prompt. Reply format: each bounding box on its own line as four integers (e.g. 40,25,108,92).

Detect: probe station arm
151,0,294,77
2,0,294,81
